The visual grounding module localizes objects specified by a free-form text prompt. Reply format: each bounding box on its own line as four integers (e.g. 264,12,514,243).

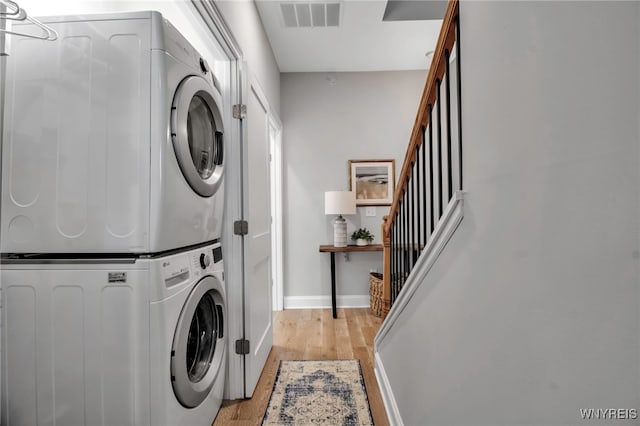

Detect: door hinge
235,339,250,355
233,104,247,119
234,220,248,236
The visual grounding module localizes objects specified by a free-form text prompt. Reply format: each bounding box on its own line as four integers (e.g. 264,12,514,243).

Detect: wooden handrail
384,0,459,237
381,0,460,318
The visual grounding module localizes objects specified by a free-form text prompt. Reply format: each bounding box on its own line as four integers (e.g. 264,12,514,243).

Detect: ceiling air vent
280,2,340,28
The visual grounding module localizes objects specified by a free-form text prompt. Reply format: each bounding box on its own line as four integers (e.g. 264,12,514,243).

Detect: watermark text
580,408,637,421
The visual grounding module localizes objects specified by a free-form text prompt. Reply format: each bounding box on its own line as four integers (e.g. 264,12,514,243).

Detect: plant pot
356,239,369,246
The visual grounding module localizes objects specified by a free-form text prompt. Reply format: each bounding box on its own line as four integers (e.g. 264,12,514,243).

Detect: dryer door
171,75,224,197
171,276,226,408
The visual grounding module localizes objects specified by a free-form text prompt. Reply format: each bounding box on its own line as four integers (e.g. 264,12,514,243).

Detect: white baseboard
284,295,369,310
374,352,404,426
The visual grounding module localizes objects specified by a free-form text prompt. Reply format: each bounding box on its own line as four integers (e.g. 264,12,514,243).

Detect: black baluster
456,18,463,191
396,198,405,293
406,177,411,274
393,218,400,300
445,49,452,201
405,176,413,275
428,105,435,234
396,215,400,301
409,171,414,267
436,79,443,219
403,187,409,286
410,165,416,267
392,221,395,304
422,124,428,243
391,220,395,304
416,141,422,257
392,218,396,304
396,212,401,299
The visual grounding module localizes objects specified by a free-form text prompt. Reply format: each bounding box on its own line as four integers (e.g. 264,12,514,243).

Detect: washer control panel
161,257,190,288
212,245,222,263
161,243,222,289
199,253,211,269
190,243,222,276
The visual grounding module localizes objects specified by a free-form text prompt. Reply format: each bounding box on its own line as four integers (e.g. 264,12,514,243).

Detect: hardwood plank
321,308,337,360
213,308,388,426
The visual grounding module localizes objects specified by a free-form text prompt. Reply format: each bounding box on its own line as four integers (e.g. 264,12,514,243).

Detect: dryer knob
200,253,211,269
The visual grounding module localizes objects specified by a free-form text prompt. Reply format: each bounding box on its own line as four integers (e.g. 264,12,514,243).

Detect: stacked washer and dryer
1,12,227,426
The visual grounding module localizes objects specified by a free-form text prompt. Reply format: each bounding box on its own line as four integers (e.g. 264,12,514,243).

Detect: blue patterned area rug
262,360,374,425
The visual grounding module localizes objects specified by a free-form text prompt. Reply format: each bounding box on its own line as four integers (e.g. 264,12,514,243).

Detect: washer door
171,75,224,197
171,276,226,408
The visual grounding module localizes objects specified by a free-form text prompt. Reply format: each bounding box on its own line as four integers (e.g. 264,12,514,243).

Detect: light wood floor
213,308,388,426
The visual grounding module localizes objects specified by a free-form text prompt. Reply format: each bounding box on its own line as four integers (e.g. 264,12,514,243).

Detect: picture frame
348,159,395,206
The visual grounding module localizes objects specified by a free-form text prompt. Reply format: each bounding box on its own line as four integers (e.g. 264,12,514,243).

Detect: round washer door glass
172,75,224,197
186,291,217,382
171,276,226,408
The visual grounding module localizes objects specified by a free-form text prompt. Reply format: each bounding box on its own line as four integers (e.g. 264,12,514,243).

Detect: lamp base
333,215,347,247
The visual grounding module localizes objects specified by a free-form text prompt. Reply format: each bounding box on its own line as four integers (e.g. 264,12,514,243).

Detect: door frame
269,114,283,312
190,0,283,399
0,5,5,423
190,0,246,400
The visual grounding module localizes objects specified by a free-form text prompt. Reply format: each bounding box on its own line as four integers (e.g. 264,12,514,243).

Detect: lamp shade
324,191,356,215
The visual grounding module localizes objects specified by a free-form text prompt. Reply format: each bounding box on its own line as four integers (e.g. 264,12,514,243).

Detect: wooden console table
319,244,383,318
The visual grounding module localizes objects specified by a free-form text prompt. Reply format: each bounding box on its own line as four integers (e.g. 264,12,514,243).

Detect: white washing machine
1,11,225,254
0,242,226,426
150,242,227,426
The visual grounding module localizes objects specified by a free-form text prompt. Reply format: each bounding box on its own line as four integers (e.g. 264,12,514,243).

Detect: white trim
191,1,243,60
375,191,464,347
269,118,284,311
374,352,404,426
284,295,370,310
223,60,245,400
190,0,246,400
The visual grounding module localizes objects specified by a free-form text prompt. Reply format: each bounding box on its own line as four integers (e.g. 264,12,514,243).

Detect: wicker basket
369,272,383,317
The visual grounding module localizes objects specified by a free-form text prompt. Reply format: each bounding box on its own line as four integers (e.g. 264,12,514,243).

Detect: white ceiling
254,0,444,73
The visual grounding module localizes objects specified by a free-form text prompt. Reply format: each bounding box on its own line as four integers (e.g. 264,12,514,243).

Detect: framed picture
348,159,395,206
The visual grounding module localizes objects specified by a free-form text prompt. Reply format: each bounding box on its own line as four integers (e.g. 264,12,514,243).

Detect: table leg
330,252,337,318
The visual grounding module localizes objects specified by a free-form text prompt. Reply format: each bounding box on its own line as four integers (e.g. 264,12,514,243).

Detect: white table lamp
324,191,356,247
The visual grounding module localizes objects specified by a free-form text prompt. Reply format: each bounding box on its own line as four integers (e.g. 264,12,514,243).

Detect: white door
242,73,273,397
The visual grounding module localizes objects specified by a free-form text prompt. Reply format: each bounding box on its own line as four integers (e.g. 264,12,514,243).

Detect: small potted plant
351,228,374,246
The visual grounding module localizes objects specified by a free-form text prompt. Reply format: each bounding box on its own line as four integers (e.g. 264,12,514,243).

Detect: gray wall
377,1,640,424
216,0,280,114
281,71,426,305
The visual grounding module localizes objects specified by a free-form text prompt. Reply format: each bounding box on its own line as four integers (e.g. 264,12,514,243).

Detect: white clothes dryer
0,242,226,426
1,11,225,254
